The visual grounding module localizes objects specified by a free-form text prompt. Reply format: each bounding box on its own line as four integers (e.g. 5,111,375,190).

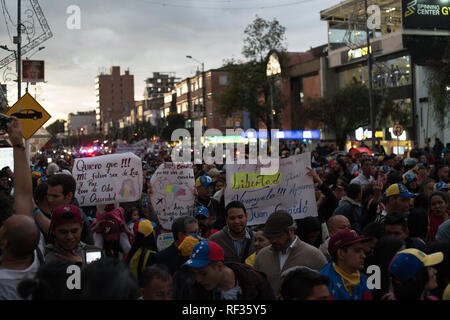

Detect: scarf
332,262,360,296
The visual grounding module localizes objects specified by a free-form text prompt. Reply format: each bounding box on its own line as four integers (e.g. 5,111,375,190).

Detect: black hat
263,210,294,239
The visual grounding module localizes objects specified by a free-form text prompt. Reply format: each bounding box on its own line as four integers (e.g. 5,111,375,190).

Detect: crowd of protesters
0,117,449,301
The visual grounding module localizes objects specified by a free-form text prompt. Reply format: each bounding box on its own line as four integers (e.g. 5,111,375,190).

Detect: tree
161,113,186,142
46,120,66,142
306,83,393,150
219,15,287,132
426,42,450,130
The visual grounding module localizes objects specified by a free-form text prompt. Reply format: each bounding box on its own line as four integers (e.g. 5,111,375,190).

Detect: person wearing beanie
253,210,327,298
126,218,158,280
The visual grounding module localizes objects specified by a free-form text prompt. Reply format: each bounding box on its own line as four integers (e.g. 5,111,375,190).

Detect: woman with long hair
428,191,449,242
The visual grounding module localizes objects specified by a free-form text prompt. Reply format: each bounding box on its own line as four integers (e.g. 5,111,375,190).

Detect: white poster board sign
157,233,175,252
225,152,317,225
72,152,143,206
0,147,13,172
150,162,195,230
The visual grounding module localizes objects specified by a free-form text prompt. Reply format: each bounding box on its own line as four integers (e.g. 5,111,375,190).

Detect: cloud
1,0,338,123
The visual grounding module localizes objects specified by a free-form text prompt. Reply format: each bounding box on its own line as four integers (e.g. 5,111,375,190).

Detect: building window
182,84,188,94
219,75,228,86
373,56,411,89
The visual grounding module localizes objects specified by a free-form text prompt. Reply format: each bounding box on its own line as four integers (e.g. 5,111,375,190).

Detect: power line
2,0,15,25
1,0,14,45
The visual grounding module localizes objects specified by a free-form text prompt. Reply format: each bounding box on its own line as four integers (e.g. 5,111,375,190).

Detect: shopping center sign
402,0,450,30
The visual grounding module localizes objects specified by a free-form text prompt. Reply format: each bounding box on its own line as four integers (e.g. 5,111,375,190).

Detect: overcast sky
0,0,338,124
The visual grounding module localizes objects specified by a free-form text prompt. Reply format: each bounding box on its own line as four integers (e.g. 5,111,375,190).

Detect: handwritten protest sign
157,233,175,251
225,152,317,225
72,152,143,206
150,162,195,230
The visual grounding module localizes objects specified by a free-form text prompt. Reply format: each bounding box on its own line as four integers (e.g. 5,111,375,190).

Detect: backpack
128,248,155,280
97,217,122,258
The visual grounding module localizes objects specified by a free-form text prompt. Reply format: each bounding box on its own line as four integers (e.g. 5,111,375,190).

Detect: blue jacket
320,262,373,300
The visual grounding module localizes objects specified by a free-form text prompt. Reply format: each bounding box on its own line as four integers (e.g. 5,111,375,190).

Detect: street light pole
364,0,376,151
186,55,206,129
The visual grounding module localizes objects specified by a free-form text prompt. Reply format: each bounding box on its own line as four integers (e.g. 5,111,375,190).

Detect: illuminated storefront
320,0,450,154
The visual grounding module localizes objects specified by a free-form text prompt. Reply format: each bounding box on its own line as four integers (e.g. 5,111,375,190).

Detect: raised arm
7,117,33,216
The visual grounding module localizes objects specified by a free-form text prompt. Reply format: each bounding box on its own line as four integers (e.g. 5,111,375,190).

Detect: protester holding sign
225,153,318,226
71,152,143,207
150,162,195,230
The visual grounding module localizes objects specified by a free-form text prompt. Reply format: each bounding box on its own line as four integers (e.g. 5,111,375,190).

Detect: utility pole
364,0,376,150
201,62,206,129
16,0,22,100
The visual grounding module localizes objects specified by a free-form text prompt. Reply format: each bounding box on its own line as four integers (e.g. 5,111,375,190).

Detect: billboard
22,60,45,83
402,0,450,30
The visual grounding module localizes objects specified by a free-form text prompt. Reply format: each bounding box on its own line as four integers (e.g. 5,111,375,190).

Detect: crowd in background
0,117,449,300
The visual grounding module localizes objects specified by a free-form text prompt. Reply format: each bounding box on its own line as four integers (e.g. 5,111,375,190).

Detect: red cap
328,229,371,255
52,205,83,227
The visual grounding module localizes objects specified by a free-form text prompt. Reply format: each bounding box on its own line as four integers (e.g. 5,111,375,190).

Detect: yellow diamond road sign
5,93,51,140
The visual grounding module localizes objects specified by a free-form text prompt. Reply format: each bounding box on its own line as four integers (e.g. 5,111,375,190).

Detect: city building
65,111,96,136
95,66,135,135
320,0,450,154
169,69,250,132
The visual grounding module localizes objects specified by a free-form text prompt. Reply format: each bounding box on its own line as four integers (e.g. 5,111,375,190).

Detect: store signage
402,0,450,30
347,46,372,62
341,41,382,65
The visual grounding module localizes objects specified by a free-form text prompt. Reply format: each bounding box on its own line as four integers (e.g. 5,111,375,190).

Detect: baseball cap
415,163,429,170
263,210,294,239
184,240,224,268
328,229,372,255
133,218,154,237
434,181,449,192
330,183,346,191
195,175,212,188
402,173,416,184
52,205,83,227
194,206,209,219
443,283,450,300
385,183,417,198
178,233,201,257
389,248,444,283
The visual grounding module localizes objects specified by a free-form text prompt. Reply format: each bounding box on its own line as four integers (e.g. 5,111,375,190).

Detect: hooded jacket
333,196,362,233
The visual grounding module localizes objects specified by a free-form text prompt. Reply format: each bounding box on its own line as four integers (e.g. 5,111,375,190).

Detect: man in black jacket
184,240,275,300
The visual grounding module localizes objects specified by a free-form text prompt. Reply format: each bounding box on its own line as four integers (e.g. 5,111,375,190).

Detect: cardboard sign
157,233,175,252
72,152,143,206
150,162,195,230
225,152,318,225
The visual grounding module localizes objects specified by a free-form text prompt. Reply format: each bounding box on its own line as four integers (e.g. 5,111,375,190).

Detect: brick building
95,66,134,135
